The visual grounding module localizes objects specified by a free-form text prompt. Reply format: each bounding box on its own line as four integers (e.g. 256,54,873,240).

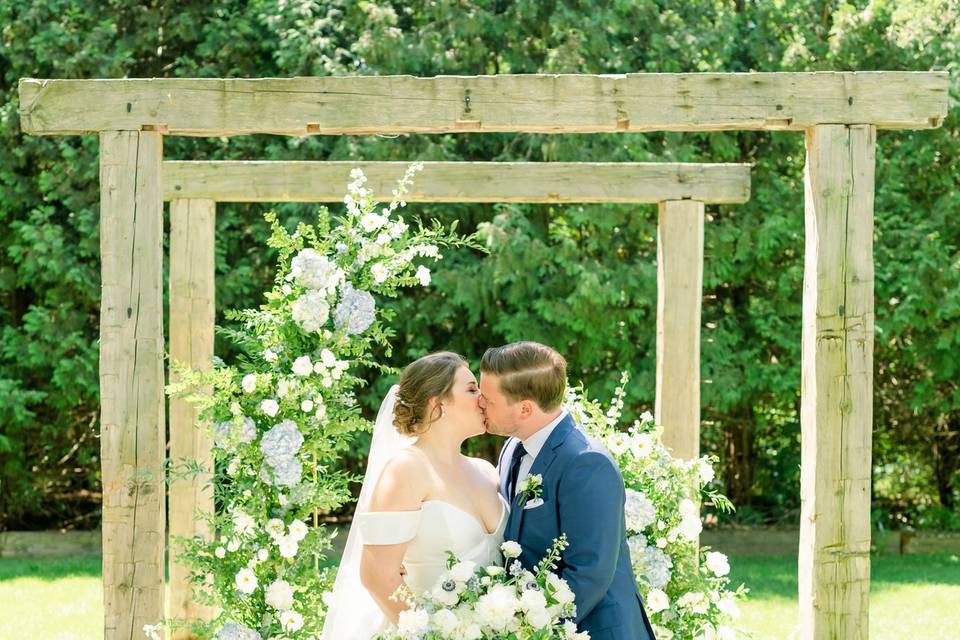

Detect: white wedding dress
320,385,509,640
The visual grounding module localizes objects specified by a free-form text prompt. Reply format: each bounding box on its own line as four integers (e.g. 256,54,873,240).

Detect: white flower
291,290,330,333
320,349,338,368
279,610,304,633
449,560,477,583
640,410,654,423
652,624,675,640
624,489,657,533
234,567,258,594
227,539,240,553
475,584,519,631
397,608,429,636
431,609,459,636
264,348,278,363
501,540,522,559
290,249,343,292
277,378,290,398
705,551,730,576
334,283,376,335
265,518,286,539
277,535,299,559
520,589,548,612
525,605,552,629
609,432,631,456
241,374,257,393
717,596,741,619
227,457,240,476
266,579,295,610
300,399,314,412
232,509,256,536
288,519,308,542
360,212,387,233
257,548,270,562
214,546,226,559
485,565,505,577
699,459,716,484
646,588,670,613
656,537,668,549
415,265,431,286
292,356,313,377
634,432,655,458
677,591,709,614
260,399,280,418
371,262,389,284
679,498,703,540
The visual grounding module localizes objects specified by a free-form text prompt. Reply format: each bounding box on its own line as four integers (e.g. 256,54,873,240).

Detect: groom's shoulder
561,420,618,469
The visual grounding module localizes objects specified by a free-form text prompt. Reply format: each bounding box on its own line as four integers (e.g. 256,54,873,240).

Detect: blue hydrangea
212,416,257,451
334,283,376,335
216,621,262,640
260,456,303,487
260,420,304,459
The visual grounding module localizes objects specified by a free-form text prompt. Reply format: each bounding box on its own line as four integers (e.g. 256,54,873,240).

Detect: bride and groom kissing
322,341,657,639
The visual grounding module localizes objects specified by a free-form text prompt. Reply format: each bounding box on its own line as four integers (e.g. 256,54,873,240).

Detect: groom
479,341,656,640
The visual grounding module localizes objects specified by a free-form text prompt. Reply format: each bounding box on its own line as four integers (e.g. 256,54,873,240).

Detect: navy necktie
507,442,528,499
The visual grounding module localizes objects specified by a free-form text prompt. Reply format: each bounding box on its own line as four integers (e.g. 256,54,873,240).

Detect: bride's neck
415,427,464,465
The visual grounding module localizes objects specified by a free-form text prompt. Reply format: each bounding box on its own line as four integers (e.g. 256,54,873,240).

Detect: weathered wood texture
19,72,947,136
99,130,166,640
162,161,751,203
798,124,876,640
655,199,704,462
168,198,217,638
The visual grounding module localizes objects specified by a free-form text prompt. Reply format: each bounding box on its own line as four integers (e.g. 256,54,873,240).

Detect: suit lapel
505,414,575,543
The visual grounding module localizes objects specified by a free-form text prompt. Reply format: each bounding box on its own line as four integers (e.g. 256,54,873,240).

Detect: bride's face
437,366,485,439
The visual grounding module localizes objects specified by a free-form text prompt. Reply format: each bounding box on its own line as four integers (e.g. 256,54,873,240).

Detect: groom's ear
518,399,535,419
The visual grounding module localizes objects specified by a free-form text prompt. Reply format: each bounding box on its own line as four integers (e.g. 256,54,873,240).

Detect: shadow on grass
0,554,102,582
728,553,960,600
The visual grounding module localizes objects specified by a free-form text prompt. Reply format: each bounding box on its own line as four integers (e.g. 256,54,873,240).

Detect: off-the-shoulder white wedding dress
356,493,509,593
320,385,509,640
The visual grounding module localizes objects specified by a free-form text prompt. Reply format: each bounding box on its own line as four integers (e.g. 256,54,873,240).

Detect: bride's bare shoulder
466,455,499,485
369,448,430,510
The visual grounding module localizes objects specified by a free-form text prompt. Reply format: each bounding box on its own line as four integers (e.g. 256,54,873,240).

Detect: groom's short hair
480,341,566,411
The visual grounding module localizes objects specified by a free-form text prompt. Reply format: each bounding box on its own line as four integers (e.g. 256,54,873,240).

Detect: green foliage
1,0,958,531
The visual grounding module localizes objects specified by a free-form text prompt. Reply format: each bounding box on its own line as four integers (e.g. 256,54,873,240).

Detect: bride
321,352,509,639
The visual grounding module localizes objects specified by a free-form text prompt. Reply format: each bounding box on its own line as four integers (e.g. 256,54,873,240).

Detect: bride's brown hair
394,351,469,436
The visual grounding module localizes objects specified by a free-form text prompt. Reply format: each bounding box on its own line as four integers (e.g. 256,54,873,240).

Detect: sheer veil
320,384,416,640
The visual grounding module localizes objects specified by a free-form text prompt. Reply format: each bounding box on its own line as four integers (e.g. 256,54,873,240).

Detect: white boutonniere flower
517,473,543,503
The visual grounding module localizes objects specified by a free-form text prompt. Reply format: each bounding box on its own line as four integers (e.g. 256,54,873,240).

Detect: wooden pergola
18,72,948,640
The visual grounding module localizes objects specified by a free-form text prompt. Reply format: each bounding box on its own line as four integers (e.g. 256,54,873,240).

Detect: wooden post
99,130,166,639
655,199,704,462
168,198,217,638
799,124,875,639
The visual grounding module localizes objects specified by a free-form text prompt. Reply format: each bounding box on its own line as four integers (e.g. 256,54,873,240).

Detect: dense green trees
1,0,956,530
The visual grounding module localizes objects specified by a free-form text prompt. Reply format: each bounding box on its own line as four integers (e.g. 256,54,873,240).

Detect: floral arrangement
155,163,482,640
375,536,589,640
569,373,748,640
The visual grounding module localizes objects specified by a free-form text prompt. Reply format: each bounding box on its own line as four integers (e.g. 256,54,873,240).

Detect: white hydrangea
625,489,657,533
289,249,343,292
291,290,330,333
216,621,262,640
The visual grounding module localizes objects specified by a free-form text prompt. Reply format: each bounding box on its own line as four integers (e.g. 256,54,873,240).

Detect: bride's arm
359,453,427,625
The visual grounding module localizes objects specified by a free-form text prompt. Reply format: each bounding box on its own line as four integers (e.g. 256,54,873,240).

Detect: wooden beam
19,72,947,136
99,130,166,640
163,161,751,203
655,199,704,461
798,124,875,640
168,198,216,639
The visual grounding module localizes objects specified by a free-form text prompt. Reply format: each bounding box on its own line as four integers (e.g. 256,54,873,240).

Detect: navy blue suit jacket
498,414,656,640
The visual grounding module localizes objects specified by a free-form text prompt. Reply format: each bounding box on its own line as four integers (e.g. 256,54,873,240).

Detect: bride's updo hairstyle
394,351,469,435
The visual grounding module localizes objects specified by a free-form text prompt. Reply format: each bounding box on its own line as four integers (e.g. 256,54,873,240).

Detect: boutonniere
517,474,543,503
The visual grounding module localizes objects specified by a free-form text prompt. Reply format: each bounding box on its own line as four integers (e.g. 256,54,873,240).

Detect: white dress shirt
514,409,568,493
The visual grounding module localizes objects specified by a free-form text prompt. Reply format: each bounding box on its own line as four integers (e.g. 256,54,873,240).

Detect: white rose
266,579,295,610
705,551,730,576
699,459,715,484
397,608,429,636
525,605,552,629
234,567,258,594
679,498,703,540
431,609,459,636
260,399,280,418
520,589,547,612
277,535,299,559
288,519,308,542
227,539,240,553
501,540,522,559
485,565,505,577
277,378,289,398
264,348,278,363
292,356,313,377
257,548,270,562
646,588,670,613
300,399,314,412
241,373,257,393
265,518,285,540
279,610,304,632
214,546,226,559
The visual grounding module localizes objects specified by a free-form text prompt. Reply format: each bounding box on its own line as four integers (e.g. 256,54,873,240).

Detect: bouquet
376,536,590,640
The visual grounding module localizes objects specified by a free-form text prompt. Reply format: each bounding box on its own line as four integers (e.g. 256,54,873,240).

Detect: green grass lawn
1,553,958,639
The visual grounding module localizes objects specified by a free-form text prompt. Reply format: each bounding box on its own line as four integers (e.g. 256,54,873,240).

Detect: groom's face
478,373,521,437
